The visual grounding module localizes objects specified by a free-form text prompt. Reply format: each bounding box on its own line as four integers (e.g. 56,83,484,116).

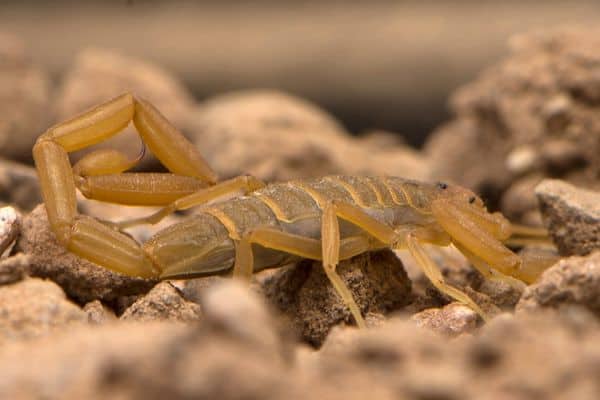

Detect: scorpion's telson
33,93,556,328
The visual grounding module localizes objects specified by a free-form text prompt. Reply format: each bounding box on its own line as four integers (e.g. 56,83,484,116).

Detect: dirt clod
0,278,86,343
262,249,412,346
536,179,600,256
0,253,31,285
121,281,202,322
517,251,600,318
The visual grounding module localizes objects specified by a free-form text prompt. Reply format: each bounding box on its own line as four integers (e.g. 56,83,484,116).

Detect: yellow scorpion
33,93,555,327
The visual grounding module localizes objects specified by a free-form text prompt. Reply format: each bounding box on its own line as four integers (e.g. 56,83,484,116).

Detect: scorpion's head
430,181,512,241
428,181,519,273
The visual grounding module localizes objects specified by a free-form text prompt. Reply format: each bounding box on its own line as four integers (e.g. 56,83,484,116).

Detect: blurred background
4,0,600,146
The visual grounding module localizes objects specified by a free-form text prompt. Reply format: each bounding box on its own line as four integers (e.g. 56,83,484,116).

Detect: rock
411,303,480,337
121,282,202,322
55,48,196,167
186,89,430,181
0,278,86,343
262,249,411,346
426,28,600,217
517,251,600,318
0,322,293,400
535,179,600,256
0,33,52,162
0,206,20,256
83,300,117,325
17,205,155,304
200,280,281,351
317,312,600,400
0,158,42,212
0,253,30,285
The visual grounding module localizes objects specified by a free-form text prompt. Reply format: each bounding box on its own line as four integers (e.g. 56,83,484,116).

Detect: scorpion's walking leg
232,226,371,327
404,232,488,320
320,200,423,328
322,201,488,321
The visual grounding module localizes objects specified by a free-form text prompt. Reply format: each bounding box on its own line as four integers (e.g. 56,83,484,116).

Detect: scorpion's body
149,175,436,279
33,93,556,327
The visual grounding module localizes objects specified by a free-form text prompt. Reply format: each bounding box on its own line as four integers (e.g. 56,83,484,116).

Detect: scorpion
33,93,556,328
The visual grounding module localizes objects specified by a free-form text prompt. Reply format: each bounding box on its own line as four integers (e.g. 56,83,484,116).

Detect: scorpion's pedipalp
404,233,488,321
431,199,521,277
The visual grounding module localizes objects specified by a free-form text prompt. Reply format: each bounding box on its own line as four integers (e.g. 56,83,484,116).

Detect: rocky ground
0,28,599,399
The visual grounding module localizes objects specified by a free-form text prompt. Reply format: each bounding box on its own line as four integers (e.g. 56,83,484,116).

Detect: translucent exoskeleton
33,93,557,328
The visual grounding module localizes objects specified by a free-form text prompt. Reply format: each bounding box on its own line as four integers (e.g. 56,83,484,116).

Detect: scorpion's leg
234,226,371,328
319,200,416,327
320,201,488,320
404,232,488,320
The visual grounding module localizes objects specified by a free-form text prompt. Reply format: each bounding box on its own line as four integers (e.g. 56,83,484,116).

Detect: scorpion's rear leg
321,201,489,321
233,226,371,328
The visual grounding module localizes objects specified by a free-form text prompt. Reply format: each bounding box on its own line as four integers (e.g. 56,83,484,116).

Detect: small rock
83,300,117,324
178,275,227,304
201,280,280,351
0,160,42,211
517,251,600,318
477,276,524,310
0,206,20,256
0,33,52,162
121,282,202,322
0,278,86,343
17,205,155,303
535,179,600,256
0,253,30,285
411,303,480,337
262,249,411,346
